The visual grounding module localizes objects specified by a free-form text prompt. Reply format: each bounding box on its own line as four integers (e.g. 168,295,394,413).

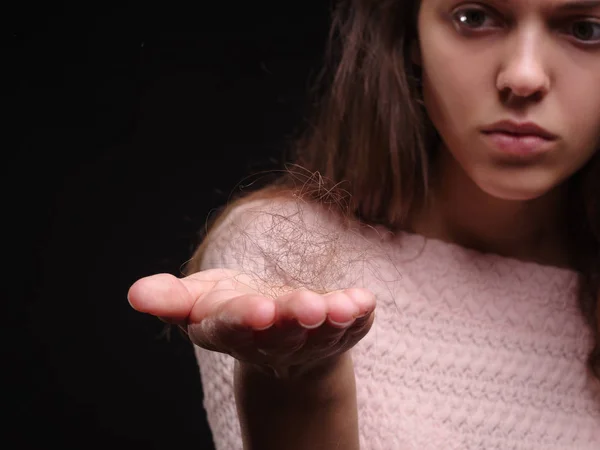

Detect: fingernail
298,317,326,329
253,322,275,331
354,310,372,319
327,317,355,328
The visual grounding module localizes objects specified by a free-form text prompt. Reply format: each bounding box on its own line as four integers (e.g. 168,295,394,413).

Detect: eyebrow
496,0,600,11
555,0,600,11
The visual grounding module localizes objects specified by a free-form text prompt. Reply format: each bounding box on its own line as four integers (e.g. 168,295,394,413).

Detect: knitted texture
194,197,600,449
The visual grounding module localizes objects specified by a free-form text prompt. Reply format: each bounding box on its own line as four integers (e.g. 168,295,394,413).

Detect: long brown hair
189,0,600,379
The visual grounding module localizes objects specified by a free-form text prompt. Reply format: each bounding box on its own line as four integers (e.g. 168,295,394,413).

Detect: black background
10,2,329,448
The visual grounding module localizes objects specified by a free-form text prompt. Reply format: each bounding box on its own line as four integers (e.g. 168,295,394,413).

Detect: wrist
239,352,350,382
234,352,360,450
236,352,356,411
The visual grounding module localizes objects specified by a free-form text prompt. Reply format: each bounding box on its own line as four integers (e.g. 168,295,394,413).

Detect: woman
128,0,600,448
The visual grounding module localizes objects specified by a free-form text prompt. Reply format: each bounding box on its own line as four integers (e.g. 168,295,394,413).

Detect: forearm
234,353,360,450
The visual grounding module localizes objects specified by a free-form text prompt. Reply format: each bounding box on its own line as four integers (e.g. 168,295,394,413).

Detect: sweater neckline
376,227,580,279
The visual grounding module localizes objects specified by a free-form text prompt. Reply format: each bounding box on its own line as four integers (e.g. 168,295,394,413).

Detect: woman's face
417,0,600,200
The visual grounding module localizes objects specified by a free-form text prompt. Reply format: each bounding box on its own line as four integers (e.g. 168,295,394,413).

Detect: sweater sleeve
193,346,239,450
191,195,352,450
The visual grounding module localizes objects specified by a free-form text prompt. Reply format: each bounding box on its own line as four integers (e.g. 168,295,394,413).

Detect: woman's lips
482,131,556,158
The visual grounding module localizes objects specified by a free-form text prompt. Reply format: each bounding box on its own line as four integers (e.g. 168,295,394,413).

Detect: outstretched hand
128,268,375,377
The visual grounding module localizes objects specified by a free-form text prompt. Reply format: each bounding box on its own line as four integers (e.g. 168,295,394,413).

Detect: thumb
128,273,199,322
127,269,245,323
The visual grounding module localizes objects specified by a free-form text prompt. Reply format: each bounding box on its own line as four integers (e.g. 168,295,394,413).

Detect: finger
188,293,276,350
347,310,375,334
341,313,375,348
127,269,252,322
210,292,276,330
252,319,309,355
304,322,348,350
127,273,196,322
303,310,375,361
323,290,361,327
343,288,376,317
275,290,328,328
186,289,255,349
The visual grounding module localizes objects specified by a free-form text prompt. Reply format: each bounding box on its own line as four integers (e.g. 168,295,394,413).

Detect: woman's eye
453,8,500,30
568,20,600,43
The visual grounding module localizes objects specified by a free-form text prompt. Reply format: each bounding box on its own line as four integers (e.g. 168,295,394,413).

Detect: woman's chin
476,178,554,202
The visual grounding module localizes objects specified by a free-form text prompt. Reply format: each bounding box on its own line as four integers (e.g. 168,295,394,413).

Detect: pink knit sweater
195,197,600,449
